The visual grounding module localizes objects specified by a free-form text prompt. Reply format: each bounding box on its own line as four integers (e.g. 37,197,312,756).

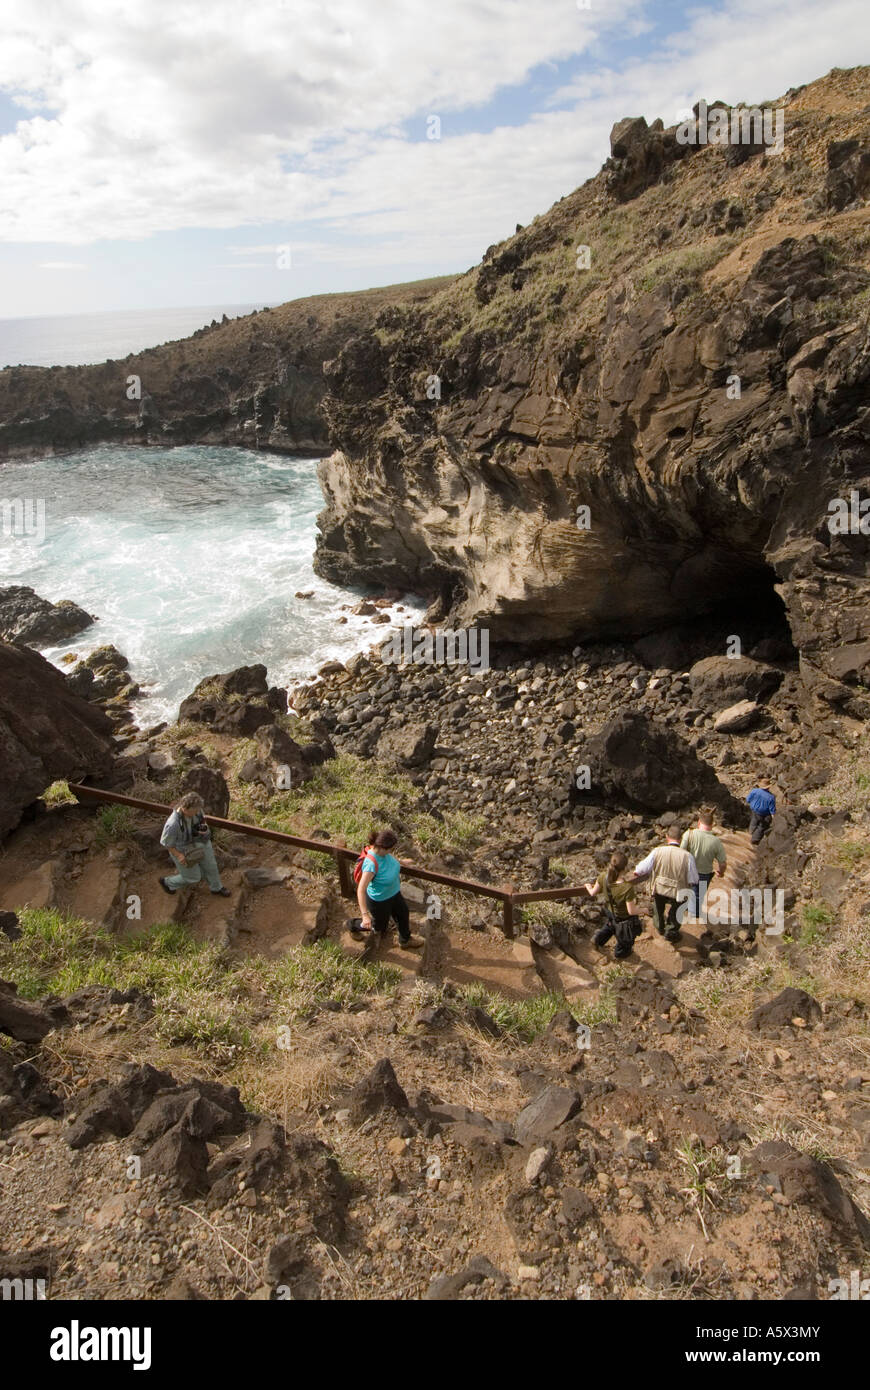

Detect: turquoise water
0,445,423,723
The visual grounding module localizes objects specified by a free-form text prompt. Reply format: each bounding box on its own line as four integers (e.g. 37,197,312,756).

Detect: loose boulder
0,980,61,1043
178,665,276,737
713,700,761,733
514,1085,581,1145
347,1058,409,1121
689,656,783,709
571,710,745,817
376,723,438,768
748,1140,870,1243
140,1123,209,1196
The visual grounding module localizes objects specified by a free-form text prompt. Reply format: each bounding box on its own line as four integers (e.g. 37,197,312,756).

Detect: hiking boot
399,935,424,951
613,943,633,959
664,927,682,943
159,877,176,895
211,886,231,897
593,926,613,949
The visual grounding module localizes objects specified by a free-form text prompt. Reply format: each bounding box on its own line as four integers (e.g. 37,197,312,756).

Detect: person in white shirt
631,831,698,942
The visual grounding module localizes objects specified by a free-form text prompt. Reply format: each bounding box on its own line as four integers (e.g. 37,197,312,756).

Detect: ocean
0,445,424,724
0,303,277,369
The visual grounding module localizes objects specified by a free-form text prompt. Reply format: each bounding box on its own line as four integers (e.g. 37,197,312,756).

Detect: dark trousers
693,873,713,917
653,893,684,935
596,915,642,953
366,890,410,943
749,810,772,845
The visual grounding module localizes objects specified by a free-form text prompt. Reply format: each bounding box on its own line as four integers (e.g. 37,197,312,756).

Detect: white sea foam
0,444,424,724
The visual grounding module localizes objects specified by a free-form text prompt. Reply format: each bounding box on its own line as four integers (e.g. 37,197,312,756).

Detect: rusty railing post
501,885,515,939
334,838,354,900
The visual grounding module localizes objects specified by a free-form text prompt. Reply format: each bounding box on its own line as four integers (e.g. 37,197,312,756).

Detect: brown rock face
0,280,453,461
314,71,870,717
0,641,115,838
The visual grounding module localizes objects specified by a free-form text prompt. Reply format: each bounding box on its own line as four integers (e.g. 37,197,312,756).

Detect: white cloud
0,0,867,271
39,260,87,269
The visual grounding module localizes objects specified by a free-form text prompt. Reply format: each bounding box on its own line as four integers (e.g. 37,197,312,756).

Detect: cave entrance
644,552,797,667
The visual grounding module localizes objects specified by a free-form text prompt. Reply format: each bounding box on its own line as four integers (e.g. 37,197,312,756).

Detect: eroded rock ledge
314,71,870,719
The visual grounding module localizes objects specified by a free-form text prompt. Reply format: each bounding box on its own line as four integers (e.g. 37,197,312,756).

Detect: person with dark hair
583,850,642,959
355,829,423,950
747,777,776,845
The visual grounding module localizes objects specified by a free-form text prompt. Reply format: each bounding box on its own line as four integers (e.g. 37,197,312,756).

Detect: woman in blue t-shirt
356,829,423,951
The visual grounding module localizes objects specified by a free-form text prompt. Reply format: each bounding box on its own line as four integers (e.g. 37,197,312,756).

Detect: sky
0,0,868,318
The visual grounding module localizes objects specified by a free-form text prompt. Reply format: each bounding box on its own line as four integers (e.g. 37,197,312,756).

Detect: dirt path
0,811,763,1003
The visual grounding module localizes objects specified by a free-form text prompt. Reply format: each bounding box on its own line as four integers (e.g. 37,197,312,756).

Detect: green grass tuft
93,804,135,848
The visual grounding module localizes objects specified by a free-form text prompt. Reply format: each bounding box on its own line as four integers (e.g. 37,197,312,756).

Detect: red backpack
352,847,379,886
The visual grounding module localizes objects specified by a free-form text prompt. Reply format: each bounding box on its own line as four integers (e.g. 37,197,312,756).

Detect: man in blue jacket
747,777,776,845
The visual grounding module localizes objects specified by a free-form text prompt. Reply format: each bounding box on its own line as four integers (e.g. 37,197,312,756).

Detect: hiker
747,777,776,845
630,830,698,942
354,829,423,951
680,809,727,917
583,850,642,959
159,792,230,897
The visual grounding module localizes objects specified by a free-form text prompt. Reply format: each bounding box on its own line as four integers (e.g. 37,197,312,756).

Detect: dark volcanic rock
207,1118,286,1207
749,1140,870,1242
348,1057,409,1121
514,1085,581,1145
63,985,154,1025
0,980,59,1042
0,1053,63,1130
312,97,870,715
571,710,746,817
180,766,230,818
250,723,316,787
748,987,823,1032
0,640,115,839
131,1088,240,1149
825,137,870,211
179,666,276,736
65,1064,177,1149
604,114,691,202
424,1254,508,1300
0,911,22,941
0,585,95,645
0,281,448,462
140,1123,210,1195
376,722,438,768
689,655,784,709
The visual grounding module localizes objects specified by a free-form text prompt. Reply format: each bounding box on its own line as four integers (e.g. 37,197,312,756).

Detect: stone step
56,861,124,928
339,924,429,981
236,881,317,955
0,859,61,914
431,925,540,999
530,940,598,997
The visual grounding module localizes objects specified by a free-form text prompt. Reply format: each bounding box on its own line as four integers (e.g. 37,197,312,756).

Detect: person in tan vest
630,830,698,942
